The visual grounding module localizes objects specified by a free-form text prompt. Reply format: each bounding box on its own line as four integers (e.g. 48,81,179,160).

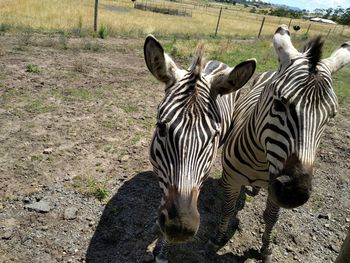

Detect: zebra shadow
85,171,260,262
86,171,160,262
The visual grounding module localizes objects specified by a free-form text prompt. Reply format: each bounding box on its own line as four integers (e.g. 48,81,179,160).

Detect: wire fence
136,0,350,38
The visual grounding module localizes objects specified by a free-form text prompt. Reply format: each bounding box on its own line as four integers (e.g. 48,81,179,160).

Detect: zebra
207,24,350,262
144,35,256,262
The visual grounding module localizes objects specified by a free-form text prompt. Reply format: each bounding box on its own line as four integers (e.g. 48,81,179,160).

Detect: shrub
98,24,108,39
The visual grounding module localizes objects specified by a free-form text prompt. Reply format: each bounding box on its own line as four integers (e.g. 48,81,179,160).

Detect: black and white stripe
209,25,350,262
144,35,256,262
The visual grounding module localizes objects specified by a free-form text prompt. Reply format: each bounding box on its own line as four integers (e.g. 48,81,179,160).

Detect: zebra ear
322,41,350,74
211,59,256,96
273,25,300,67
144,35,179,85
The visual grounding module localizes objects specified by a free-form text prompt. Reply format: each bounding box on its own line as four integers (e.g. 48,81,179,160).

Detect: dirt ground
0,33,349,263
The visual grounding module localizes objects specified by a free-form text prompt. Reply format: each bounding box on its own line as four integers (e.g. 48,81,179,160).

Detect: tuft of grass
72,176,110,201
121,105,138,113
98,24,108,39
0,23,11,34
55,87,101,102
24,101,53,113
83,38,100,52
72,15,84,37
58,31,69,49
26,63,40,73
73,59,88,73
17,27,34,47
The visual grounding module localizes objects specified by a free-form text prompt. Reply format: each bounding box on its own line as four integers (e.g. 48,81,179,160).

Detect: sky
266,0,350,10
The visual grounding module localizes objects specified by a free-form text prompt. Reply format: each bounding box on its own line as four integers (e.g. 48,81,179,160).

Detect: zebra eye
157,122,167,137
274,99,285,112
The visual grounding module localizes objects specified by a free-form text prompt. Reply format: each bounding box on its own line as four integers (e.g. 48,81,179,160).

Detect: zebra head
264,25,350,209
144,35,256,242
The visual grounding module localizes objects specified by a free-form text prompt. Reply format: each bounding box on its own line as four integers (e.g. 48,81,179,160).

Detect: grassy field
1,0,350,39
0,0,348,104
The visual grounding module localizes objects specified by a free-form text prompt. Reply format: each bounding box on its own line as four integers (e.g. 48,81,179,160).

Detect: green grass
98,24,108,39
54,87,104,102
72,175,110,201
24,100,54,113
121,105,139,113
26,63,40,73
333,66,350,106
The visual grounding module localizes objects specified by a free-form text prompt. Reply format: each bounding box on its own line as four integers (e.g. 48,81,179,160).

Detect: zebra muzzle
269,173,312,209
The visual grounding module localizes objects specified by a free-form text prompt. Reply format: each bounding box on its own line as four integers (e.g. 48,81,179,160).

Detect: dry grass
0,0,349,38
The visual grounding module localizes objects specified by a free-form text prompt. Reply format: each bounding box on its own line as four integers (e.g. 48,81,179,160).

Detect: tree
323,8,333,19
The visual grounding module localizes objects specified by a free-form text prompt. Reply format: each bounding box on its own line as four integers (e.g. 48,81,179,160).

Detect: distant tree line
211,0,350,25
268,8,304,19
313,8,350,25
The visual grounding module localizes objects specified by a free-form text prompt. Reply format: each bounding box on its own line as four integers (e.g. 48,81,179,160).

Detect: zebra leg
261,197,280,263
154,237,169,263
207,185,242,253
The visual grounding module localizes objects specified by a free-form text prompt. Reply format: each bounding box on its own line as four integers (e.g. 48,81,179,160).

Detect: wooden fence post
288,18,292,28
333,24,337,33
258,17,265,38
306,23,311,34
340,26,345,35
215,7,223,37
94,0,99,32
326,28,332,38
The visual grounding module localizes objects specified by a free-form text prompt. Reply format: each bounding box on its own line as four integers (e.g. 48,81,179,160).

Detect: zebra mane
302,36,324,74
191,43,205,80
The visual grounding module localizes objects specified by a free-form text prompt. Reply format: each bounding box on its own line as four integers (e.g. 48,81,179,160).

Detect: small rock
22,197,31,203
328,244,339,253
223,244,230,251
88,221,95,227
346,218,350,223
25,200,51,213
324,224,330,228
120,155,130,162
244,259,256,263
2,230,13,240
286,246,294,252
43,148,53,154
318,213,331,220
64,207,78,220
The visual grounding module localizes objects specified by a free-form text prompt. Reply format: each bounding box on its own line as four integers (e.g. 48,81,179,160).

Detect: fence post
333,24,337,33
326,28,332,38
215,7,223,37
288,18,292,28
340,26,345,36
94,0,99,32
306,23,311,34
258,17,265,38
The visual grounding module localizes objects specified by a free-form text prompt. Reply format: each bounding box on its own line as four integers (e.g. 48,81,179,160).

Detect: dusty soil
0,33,349,263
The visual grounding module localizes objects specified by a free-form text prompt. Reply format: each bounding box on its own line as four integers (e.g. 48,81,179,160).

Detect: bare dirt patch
0,33,349,263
